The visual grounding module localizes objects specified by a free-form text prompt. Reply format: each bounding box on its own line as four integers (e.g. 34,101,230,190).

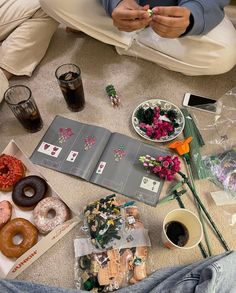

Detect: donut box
0,140,80,279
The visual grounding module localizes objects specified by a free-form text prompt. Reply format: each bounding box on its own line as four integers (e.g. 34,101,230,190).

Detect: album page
90,132,170,206
30,115,111,180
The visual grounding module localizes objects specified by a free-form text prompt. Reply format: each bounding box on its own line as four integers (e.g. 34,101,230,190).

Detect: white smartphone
183,93,221,114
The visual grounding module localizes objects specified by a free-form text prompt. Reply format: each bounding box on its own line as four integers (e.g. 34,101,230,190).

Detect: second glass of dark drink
55,63,85,112
4,85,43,133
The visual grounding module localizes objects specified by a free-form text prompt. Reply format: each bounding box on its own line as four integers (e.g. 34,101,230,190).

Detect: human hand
150,6,191,38
112,0,151,32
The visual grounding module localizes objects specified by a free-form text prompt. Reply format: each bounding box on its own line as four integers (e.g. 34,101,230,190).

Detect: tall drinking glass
4,85,43,132
55,63,85,112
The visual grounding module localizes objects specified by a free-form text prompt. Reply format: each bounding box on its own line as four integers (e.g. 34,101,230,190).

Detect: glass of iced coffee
55,63,85,112
4,85,43,133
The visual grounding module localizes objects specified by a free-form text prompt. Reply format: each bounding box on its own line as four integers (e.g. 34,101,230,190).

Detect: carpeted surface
0,26,236,289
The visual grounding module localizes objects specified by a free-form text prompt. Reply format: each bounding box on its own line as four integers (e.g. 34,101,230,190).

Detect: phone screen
188,94,217,112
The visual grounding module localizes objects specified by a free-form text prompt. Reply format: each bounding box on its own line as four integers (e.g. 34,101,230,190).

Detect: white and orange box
0,140,80,278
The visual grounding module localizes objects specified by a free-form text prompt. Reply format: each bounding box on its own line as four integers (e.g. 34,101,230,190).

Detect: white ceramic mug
162,208,203,250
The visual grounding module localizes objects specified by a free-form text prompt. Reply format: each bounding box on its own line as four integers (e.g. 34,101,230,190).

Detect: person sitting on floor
0,0,58,102
39,0,236,76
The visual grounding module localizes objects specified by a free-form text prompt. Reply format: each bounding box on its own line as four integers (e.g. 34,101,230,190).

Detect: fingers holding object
114,18,151,31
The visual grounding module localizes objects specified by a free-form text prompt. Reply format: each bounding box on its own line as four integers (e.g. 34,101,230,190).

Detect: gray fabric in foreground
1,251,236,293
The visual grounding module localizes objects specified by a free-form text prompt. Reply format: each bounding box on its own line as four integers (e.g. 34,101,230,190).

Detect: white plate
132,99,185,142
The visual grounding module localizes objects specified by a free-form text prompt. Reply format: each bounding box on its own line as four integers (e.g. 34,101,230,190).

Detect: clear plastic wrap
75,246,148,292
187,88,236,199
74,194,151,292
204,147,236,193
218,205,236,236
190,88,236,153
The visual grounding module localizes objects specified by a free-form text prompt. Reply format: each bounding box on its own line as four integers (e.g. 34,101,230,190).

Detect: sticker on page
37,142,62,158
66,151,79,162
140,177,160,193
96,161,107,174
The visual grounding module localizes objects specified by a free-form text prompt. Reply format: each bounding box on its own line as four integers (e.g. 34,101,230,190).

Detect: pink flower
166,174,174,181
162,160,170,168
156,156,164,161
153,165,162,173
139,122,146,129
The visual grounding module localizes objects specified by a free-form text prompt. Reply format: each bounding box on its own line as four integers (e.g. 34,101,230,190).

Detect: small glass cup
4,85,43,133
55,63,85,112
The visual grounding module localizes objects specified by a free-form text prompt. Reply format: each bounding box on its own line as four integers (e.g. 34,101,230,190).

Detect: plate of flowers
132,99,185,142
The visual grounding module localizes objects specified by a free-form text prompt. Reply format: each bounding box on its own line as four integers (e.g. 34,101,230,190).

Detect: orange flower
168,137,193,156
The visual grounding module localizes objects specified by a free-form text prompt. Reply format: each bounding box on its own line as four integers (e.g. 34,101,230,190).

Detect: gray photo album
31,116,170,206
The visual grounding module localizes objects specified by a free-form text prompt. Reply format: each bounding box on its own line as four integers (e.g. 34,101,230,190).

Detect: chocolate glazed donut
12,175,48,209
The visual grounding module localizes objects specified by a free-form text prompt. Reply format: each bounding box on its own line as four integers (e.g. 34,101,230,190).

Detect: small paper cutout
38,142,62,158
140,176,160,193
66,151,79,162
96,161,106,174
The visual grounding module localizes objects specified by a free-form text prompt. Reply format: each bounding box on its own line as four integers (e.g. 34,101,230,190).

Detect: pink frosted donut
33,197,70,234
0,200,12,230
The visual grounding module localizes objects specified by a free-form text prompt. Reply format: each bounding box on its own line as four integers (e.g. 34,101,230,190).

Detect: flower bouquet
139,155,181,181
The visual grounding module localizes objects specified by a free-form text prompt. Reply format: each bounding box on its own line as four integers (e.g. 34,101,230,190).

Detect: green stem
178,171,230,252
174,191,208,259
184,158,212,256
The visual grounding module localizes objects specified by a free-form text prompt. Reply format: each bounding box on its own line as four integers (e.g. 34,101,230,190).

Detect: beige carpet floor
1,26,236,289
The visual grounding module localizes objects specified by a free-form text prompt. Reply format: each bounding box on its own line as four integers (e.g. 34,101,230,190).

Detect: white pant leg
117,16,236,76
40,0,236,76
0,0,58,76
40,0,135,49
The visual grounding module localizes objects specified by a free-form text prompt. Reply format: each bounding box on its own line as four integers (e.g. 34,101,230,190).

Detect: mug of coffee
162,208,203,250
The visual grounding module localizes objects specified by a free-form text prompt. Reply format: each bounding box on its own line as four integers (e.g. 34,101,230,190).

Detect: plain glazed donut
0,154,25,191
12,175,48,209
0,200,12,230
33,197,70,234
0,218,38,258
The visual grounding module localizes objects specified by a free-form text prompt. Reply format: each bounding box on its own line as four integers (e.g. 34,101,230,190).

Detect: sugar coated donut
0,154,25,191
33,197,70,234
0,218,38,258
12,175,48,209
0,200,12,230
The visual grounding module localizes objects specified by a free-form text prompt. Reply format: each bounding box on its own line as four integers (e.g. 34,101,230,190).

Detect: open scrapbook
31,116,171,206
